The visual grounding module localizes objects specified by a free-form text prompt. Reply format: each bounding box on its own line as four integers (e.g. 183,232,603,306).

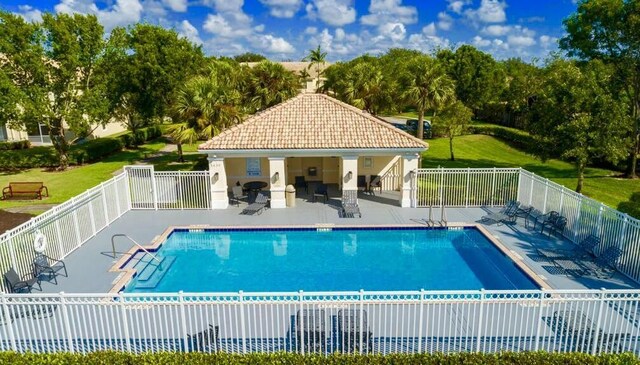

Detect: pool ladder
111,234,161,264
425,205,448,227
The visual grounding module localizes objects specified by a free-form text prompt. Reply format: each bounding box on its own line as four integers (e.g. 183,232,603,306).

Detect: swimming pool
122,226,539,293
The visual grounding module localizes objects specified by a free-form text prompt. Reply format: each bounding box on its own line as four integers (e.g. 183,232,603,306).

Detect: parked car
406,119,432,139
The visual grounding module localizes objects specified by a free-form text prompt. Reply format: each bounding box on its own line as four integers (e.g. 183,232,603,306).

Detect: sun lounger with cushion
241,192,269,215
296,309,326,353
481,200,520,224
341,190,361,218
338,309,373,353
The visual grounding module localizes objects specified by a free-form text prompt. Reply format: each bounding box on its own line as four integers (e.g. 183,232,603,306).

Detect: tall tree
560,0,640,178
530,59,630,193
402,56,456,139
500,58,543,129
103,24,205,142
233,52,267,63
303,45,327,92
0,12,105,169
245,61,299,111
437,100,473,161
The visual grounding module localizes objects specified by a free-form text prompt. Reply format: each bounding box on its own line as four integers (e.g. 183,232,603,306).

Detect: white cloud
507,34,536,47
437,12,453,30
304,26,318,34
55,0,143,31
306,0,356,27
361,0,417,26
422,22,437,36
539,35,557,48
465,0,507,24
203,0,245,13
254,24,265,32
253,34,295,53
259,0,302,18
162,0,187,12
447,0,470,14
377,22,406,42
472,35,491,47
16,5,43,23
481,24,510,36
178,20,202,44
407,33,450,52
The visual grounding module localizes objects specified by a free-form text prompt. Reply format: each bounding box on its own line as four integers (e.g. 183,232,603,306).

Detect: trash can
285,184,296,207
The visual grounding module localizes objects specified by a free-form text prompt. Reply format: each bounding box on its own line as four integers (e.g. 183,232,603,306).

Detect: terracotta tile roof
243,61,330,74
199,93,428,151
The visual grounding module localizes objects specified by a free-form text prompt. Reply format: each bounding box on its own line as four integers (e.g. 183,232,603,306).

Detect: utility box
285,185,296,207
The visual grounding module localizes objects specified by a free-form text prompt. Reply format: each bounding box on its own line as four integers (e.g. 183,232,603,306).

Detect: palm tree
403,57,455,139
303,45,327,92
170,72,242,161
246,61,299,111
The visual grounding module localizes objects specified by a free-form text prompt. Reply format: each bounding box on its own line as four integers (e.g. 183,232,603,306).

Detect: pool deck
37,190,639,294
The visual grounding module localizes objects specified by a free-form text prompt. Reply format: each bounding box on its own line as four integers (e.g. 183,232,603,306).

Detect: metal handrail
111,234,161,264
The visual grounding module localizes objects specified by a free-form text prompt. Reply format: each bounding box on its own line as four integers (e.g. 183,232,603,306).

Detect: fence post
359,289,364,354
88,199,97,236
114,177,122,216
591,289,607,355
417,289,425,353
528,172,534,206
71,199,82,248
54,219,65,259
596,203,605,239
573,198,583,242
559,188,565,215
534,289,545,351
119,293,131,352
178,171,184,210
124,167,133,210
239,291,246,354
101,182,110,225
59,292,75,353
299,290,304,355
475,289,485,352
542,179,549,213
151,167,159,211
516,168,522,203
490,168,497,207
465,168,470,207
179,291,189,352
438,168,444,207
1,293,17,351
620,214,629,253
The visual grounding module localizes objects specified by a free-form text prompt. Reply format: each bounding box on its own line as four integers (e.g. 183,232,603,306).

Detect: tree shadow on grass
618,192,640,220
422,157,579,179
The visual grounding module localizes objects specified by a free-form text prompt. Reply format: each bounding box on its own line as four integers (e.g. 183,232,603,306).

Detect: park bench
2,182,49,200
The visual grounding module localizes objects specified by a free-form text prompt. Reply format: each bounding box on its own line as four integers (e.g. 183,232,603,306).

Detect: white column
401,153,419,208
268,157,286,208
208,156,228,209
341,155,358,191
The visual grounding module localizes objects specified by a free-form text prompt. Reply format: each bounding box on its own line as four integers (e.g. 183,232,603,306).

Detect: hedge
70,137,124,164
0,146,59,169
468,124,539,153
120,125,163,148
0,352,637,365
0,140,30,150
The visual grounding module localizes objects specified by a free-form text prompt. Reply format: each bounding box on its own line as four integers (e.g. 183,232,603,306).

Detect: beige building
198,93,427,209
0,120,126,145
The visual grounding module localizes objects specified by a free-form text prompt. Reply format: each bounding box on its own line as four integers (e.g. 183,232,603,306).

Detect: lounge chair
341,190,361,218
481,200,520,224
542,216,567,237
525,208,544,229
187,324,219,352
338,309,373,353
537,234,600,261
313,183,329,203
294,176,308,194
4,268,40,293
369,175,381,195
579,246,623,278
241,192,269,215
230,186,248,206
551,309,629,353
537,211,560,232
33,254,68,284
296,309,326,353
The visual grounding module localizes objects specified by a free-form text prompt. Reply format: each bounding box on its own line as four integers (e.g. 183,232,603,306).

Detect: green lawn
424,135,640,218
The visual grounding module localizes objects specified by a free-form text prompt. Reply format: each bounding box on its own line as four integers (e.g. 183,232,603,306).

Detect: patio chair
230,186,249,206
514,205,533,220
296,309,326,353
295,176,308,194
480,200,520,224
580,246,624,279
542,216,567,237
241,192,269,215
313,183,329,203
368,175,382,195
550,309,629,353
341,190,361,218
537,234,600,261
525,208,544,229
535,211,560,232
338,309,373,353
357,175,368,193
33,253,68,284
4,268,40,293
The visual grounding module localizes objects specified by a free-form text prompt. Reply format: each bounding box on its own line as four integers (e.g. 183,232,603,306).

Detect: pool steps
128,252,177,289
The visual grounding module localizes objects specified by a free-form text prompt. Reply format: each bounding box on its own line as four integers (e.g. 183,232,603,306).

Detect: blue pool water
123,227,539,293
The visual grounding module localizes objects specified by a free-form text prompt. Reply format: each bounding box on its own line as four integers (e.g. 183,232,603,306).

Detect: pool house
1,94,640,356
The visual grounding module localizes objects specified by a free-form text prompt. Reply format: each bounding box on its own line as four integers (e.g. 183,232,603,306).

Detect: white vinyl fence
1,290,639,354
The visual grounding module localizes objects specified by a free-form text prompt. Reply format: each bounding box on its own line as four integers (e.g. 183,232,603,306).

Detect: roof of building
198,93,428,151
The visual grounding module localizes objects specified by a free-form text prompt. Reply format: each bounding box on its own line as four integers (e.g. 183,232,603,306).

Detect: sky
0,0,577,62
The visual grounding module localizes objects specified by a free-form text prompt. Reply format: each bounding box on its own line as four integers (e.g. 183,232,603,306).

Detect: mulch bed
0,210,33,234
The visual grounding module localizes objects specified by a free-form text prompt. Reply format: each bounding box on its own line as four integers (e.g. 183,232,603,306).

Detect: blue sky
0,0,577,61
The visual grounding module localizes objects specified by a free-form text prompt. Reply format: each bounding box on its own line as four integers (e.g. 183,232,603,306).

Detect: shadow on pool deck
33,190,640,294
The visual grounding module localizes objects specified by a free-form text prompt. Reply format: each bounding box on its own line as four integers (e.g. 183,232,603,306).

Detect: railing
378,158,402,191
111,234,161,264
1,289,639,354
0,173,129,293
126,166,211,210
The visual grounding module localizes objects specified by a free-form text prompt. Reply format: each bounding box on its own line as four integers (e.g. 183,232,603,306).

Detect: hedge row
0,125,164,170
467,123,538,152
0,140,30,150
0,352,637,365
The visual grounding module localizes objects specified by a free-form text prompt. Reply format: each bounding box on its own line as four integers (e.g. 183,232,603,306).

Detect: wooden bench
2,182,49,200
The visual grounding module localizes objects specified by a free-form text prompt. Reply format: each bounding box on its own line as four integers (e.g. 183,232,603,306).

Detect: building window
246,158,262,177
363,157,373,168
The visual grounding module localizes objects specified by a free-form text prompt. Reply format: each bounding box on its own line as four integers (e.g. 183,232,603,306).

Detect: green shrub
0,352,636,365
468,124,538,152
70,138,124,164
119,125,163,148
0,140,30,150
0,146,58,170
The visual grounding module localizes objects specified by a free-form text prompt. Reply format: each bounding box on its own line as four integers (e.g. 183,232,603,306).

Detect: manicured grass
424,135,640,218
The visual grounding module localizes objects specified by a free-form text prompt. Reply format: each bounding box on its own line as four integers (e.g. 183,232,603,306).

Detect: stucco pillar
268,157,286,208
400,153,419,208
341,155,358,191
208,156,228,209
